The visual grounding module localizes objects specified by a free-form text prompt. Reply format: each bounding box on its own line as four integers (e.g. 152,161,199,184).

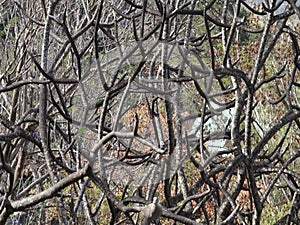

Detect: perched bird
140,197,162,225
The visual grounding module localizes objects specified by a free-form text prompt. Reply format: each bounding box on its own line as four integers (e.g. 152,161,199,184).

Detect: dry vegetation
0,0,300,224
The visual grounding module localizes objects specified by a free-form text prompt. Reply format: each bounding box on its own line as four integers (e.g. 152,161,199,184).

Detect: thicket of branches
0,0,300,224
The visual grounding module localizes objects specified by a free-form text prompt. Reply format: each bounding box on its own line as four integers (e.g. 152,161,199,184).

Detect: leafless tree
0,0,300,224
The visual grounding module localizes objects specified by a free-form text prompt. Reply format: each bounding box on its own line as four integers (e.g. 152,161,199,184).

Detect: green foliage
261,201,290,225
78,126,87,137
0,16,19,38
